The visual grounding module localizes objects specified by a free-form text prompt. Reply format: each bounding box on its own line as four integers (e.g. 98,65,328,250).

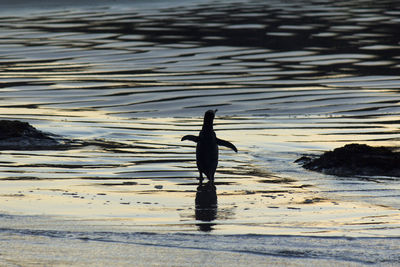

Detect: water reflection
0,0,399,238
195,182,217,232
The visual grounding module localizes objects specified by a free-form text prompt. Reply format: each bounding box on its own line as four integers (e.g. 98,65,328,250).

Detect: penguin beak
214,109,218,114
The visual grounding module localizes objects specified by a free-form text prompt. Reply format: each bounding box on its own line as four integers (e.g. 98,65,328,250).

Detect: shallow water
1,0,400,265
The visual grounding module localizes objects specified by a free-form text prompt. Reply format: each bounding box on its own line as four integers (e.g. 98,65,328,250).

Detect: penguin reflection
182,110,236,231
195,182,217,232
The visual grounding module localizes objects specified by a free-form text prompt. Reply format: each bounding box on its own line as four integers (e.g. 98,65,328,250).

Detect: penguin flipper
217,138,237,152
181,135,199,143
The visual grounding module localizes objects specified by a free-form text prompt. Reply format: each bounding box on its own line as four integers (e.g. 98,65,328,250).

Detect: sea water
0,0,399,265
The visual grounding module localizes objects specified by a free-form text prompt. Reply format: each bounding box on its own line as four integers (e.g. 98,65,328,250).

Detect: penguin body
181,110,237,184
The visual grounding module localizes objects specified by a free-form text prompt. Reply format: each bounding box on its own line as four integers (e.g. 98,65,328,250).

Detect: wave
0,217,399,265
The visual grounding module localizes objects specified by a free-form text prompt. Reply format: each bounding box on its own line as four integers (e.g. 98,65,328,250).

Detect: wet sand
1,0,400,265
2,222,378,267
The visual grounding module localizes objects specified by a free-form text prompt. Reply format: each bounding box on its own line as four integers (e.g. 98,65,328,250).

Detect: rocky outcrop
0,120,139,151
296,143,400,177
0,120,61,150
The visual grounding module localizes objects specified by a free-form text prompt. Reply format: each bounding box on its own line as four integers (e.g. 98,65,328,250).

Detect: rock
0,120,48,140
0,120,140,151
296,143,400,177
0,120,61,150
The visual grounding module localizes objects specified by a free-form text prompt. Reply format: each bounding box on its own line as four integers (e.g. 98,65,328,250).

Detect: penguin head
204,109,217,119
202,109,217,130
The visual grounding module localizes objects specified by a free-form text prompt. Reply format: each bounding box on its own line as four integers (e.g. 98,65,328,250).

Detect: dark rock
0,120,48,140
297,143,400,177
0,120,141,151
0,120,60,150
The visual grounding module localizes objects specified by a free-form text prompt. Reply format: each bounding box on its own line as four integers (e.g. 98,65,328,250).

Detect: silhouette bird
181,109,237,185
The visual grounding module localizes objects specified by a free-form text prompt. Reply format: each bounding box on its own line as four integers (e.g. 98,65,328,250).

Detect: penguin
181,109,237,185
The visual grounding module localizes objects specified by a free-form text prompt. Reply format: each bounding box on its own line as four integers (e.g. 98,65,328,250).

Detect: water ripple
0,0,399,241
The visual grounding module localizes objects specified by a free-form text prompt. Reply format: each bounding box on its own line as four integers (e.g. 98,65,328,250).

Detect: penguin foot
205,181,216,191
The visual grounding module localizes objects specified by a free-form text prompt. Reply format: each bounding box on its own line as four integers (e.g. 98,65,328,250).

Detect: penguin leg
206,174,216,190
207,172,215,185
209,175,215,185
198,172,204,185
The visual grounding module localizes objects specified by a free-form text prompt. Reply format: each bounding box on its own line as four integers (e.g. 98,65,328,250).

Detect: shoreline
0,213,398,266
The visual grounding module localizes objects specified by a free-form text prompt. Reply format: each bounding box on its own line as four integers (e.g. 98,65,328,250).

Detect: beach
0,0,399,265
